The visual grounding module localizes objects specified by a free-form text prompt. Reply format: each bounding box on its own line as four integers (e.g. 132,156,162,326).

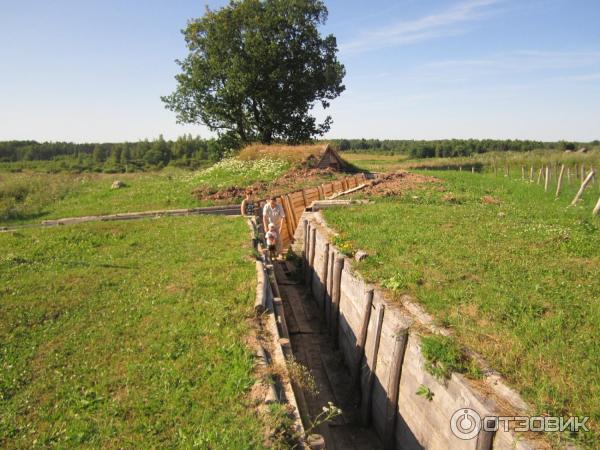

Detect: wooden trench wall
273,173,367,250
301,215,537,450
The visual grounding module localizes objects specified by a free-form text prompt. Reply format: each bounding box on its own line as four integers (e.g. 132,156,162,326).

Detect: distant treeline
0,135,229,171
329,139,598,158
2,137,599,172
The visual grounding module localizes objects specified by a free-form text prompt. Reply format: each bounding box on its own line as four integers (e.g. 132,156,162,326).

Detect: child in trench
265,223,278,259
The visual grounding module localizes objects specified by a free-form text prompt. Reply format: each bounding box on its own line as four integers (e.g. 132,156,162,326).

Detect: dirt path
274,261,382,450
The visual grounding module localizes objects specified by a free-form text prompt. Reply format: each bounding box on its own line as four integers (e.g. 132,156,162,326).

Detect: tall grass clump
0,174,73,222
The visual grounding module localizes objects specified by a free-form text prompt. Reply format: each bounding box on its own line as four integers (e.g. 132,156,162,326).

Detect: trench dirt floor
274,261,382,450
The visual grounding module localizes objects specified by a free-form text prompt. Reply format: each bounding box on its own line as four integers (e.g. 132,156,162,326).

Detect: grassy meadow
343,148,600,176
0,216,266,448
324,171,599,448
0,158,294,225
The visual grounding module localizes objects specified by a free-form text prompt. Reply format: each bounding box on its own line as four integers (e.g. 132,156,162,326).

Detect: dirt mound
192,167,341,202
359,171,439,197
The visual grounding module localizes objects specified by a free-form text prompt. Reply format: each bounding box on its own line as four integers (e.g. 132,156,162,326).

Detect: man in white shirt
263,196,285,254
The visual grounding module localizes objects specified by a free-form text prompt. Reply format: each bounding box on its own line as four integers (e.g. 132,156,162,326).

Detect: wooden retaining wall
274,173,367,250
302,213,538,450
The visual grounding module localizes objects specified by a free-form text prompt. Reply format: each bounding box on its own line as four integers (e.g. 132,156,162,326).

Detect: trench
271,259,382,449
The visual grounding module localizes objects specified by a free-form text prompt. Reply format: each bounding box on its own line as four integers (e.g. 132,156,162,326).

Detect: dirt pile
359,171,439,197
192,167,341,202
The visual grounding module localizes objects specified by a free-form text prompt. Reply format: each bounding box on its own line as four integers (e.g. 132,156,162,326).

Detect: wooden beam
302,219,308,279
571,170,596,206
555,164,565,197
319,243,330,310
308,227,317,289
593,196,600,215
350,289,374,388
325,249,335,324
330,256,345,347
360,304,385,427
384,328,409,450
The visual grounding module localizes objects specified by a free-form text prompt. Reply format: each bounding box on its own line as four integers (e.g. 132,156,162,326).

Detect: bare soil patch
358,171,439,197
192,167,343,202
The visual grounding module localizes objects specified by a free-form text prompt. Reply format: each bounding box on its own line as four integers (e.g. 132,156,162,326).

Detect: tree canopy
162,0,345,146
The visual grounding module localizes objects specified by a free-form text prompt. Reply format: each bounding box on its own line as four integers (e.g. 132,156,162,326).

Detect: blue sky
1,0,599,142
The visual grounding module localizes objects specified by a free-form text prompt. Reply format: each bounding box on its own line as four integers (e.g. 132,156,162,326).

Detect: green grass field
0,216,265,449
324,171,599,448
344,149,600,175
0,158,294,225
342,152,409,172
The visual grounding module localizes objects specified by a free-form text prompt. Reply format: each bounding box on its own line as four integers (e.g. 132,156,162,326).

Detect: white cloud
340,0,503,55
423,50,600,73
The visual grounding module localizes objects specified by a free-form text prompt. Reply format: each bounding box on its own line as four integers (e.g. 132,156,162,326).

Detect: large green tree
162,0,345,145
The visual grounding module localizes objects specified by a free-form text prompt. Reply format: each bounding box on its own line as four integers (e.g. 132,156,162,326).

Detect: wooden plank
325,248,335,323
308,227,317,288
302,219,308,278
384,328,409,450
284,194,297,231
350,289,374,388
301,189,309,207
360,304,385,427
555,164,565,197
571,170,596,205
330,256,345,347
593,196,600,215
304,222,312,285
475,427,496,450
320,243,330,310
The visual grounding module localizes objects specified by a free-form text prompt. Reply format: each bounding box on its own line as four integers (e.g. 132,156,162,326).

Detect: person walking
262,196,285,256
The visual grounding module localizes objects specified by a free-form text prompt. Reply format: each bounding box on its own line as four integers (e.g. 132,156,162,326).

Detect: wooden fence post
544,166,550,192
330,256,345,347
317,185,324,200
384,328,409,450
471,166,475,174
529,166,533,182
521,166,525,181
301,189,309,209
325,249,335,321
360,304,385,427
571,170,596,206
555,164,565,197
475,426,496,450
593,196,600,215
567,166,571,185
350,289,374,388
320,243,330,308
536,167,542,184
302,220,308,278
281,197,295,241
307,227,317,287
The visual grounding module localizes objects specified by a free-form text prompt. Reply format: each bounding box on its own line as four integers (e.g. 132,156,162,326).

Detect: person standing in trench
262,196,285,257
